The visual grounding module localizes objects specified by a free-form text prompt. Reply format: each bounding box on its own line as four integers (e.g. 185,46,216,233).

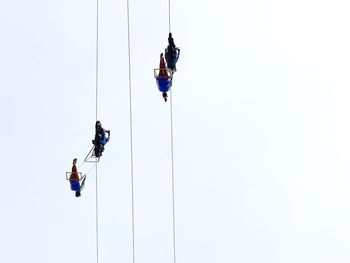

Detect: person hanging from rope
165,32,180,72
156,53,172,102
69,158,86,197
93,121,110,157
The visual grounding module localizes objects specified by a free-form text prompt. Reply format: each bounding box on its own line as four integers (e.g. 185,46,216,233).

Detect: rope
86,164,96,176
95,0,100,262
95,0,99,123
169,90,176,263
168,0,171,32
77,162,96,175
126,0,136,263
168,1,176,263
95,165,99,263
78,162,86,170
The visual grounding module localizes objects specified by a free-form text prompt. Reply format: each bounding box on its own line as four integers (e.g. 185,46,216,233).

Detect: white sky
1,0,350,262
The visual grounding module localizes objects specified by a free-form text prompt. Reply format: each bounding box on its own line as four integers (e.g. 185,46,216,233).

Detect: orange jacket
159,56,169,78
70,163,80,181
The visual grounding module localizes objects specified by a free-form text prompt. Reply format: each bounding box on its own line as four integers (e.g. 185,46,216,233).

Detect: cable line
126,0,136,262
170,91,177,263
168,0,177,262
168,0,171,32
94,0,100,262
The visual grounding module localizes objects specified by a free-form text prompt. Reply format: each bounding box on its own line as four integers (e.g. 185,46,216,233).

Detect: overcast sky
1,0,350,262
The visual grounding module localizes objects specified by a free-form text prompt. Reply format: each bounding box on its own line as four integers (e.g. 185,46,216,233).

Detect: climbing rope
126,0,136,262
168,0,177,262
95,0,100,262
170,91,176,263
168,0,171,32
77,162,96,175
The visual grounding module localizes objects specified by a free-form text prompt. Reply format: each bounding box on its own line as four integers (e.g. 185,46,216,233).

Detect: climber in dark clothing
165,32,180,72
93,121,110,157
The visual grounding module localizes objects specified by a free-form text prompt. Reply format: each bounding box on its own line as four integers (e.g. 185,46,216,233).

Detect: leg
80,175,87,191
168,33,175,48
162,92,168,102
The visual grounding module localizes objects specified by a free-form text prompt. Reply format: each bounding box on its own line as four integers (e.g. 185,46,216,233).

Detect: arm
106,130,110,142
176,48,180,61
